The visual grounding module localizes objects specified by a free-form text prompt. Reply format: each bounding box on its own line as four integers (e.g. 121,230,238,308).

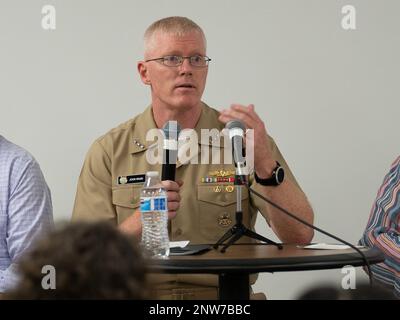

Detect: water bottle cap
146,171,159,177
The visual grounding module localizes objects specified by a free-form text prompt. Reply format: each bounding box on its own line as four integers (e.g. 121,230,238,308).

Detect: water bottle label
140,196,167,212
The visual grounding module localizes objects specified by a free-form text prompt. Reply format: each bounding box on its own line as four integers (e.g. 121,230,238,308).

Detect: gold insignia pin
209,169,235,177
225,185,235,193
213,186,222,193
218,213,232,227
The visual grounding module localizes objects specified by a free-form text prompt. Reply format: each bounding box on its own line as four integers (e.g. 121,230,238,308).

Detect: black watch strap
254,162,285,186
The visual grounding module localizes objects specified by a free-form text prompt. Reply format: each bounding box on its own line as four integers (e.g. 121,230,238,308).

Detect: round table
147,244,384,300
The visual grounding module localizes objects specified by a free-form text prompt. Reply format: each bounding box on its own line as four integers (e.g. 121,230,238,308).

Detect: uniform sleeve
72,140,117,223
249,136,306,224
359,158,400,293
0,158,53,292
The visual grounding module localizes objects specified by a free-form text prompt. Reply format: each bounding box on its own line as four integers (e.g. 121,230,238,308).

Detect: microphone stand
213,173,283,253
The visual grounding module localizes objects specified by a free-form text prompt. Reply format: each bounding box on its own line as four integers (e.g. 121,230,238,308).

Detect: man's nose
179,58,193,75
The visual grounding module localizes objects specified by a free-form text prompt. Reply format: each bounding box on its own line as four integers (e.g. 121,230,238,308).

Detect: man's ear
137,61,151,85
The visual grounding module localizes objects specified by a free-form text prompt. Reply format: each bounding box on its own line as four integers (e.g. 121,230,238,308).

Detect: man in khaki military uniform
72,16,314,299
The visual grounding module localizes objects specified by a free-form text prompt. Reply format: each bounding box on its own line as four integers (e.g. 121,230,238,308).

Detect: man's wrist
254,161,285,186
255,159,277,179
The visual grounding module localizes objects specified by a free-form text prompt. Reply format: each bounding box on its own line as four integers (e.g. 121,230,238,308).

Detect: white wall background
1,0,398,299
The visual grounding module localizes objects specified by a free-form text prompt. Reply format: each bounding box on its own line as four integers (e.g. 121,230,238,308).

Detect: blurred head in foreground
6,222,147,299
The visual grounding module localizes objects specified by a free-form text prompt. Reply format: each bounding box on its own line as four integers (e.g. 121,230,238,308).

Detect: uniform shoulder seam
95,116,138,145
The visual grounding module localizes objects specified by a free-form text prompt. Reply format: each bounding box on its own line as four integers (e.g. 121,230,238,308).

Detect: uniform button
175,228,182,236
119,177,128,184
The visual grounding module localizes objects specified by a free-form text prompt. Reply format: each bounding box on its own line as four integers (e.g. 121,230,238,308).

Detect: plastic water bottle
140,171,170,258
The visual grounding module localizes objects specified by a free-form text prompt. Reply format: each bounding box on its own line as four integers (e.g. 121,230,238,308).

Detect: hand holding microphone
120,120,183,236
161,180,183,220
161,121,182,219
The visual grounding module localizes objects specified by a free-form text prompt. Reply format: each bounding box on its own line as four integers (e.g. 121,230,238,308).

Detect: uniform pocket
196,183,249,242
112,185,142,224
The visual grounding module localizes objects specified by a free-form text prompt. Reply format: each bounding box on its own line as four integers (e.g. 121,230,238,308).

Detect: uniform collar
129,105,157,154
194,102,225,147
129,103,226,166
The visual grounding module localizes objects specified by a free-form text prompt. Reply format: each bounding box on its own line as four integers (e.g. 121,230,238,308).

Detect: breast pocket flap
197,184,248,207
112,186,141,209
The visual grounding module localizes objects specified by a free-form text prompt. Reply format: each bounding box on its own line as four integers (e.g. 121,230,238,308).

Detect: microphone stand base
213,174,282,252
213,212,283,253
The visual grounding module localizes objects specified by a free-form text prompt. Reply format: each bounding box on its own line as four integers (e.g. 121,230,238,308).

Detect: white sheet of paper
302,243,365,250
169,241,190,248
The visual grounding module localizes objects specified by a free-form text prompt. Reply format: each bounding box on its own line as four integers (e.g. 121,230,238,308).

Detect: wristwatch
254,162,285,186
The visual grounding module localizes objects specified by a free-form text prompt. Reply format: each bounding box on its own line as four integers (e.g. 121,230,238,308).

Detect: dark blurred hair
298,282,397,300
6,222,147,299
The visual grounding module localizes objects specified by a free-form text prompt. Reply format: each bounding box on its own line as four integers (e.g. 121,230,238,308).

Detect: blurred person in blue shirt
0,135,53,294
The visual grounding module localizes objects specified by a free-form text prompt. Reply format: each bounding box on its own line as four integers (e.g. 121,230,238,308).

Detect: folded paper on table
169,241,190,248
302,243,365,250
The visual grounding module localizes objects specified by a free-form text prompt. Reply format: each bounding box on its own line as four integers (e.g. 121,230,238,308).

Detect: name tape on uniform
117,174,146,185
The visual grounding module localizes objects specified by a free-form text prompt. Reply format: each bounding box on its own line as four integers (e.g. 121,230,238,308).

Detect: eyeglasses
145,55,211,67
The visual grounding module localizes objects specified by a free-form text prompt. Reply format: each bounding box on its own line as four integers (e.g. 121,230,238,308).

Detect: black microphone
226,120,247,177
161,120,181,181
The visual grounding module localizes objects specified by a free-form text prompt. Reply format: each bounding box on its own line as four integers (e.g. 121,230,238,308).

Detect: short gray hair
144,16,206,56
